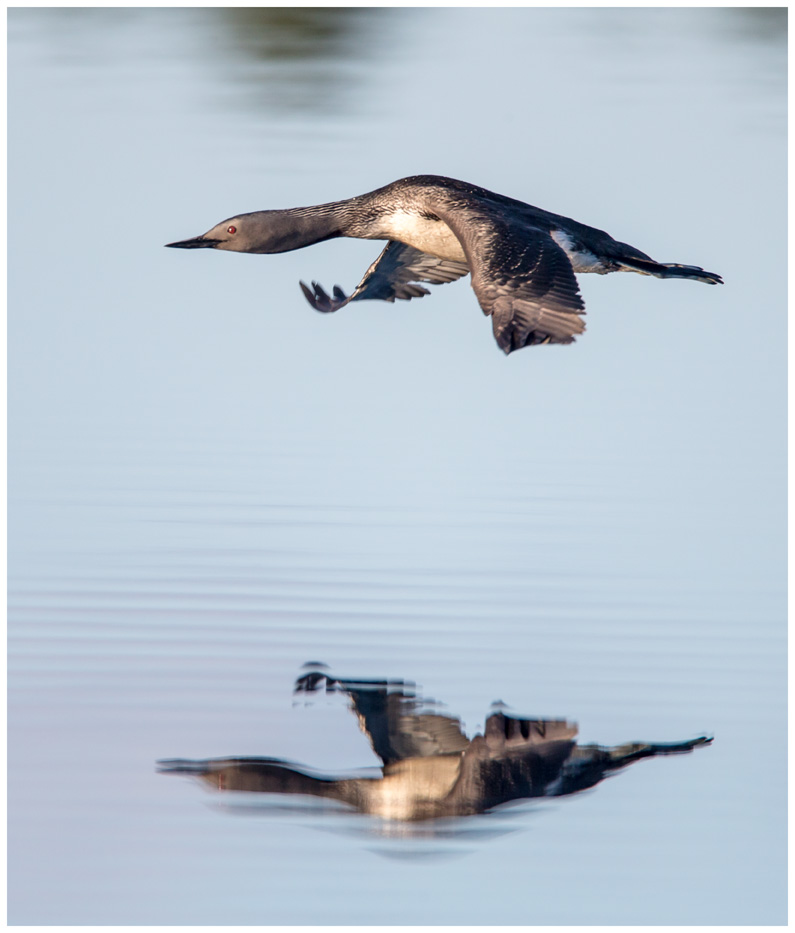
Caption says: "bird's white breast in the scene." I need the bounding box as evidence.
[375,211,467,262]
[359,756,462,821]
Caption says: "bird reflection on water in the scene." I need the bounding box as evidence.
[159,665,711,825]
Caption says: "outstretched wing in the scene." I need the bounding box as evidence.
[433,207,586,354]
[443,712,579,813]
[295,670,470,766]
[300,240,470,313]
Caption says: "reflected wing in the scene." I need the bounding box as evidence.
[295,671,470,766]
[299,240,470,313]
[433,207,586,354]
[446,713,579,813]
[483,711,579,750]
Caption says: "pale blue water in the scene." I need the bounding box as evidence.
[8,7,786,926]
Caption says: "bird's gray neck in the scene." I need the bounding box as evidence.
[246,201,359,254]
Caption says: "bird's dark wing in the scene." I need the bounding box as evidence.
[432,208,586,354]
[294,671,470,766]
[358,696,471,765]
[299,240,470,313]
[482,712,579,749]
[443,713,579,813]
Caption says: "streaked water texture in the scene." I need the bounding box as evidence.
[8,7,786,925]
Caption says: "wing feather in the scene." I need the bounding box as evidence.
[294,671,470,766]
[300,241,469,313]
[432,207,586,354]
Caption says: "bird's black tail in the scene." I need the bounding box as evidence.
[618,257,723,285]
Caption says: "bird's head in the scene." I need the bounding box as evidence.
[165,210,308,255]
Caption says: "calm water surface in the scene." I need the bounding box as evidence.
[8,8,786,925]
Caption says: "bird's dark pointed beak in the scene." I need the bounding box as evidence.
[164,235,220,249]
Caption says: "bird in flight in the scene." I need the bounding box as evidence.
[166,174,722,354]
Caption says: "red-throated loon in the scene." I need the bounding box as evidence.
[166,174,723,355]
[158,667,712,822]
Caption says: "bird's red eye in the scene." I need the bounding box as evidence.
[227,226,236,234]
